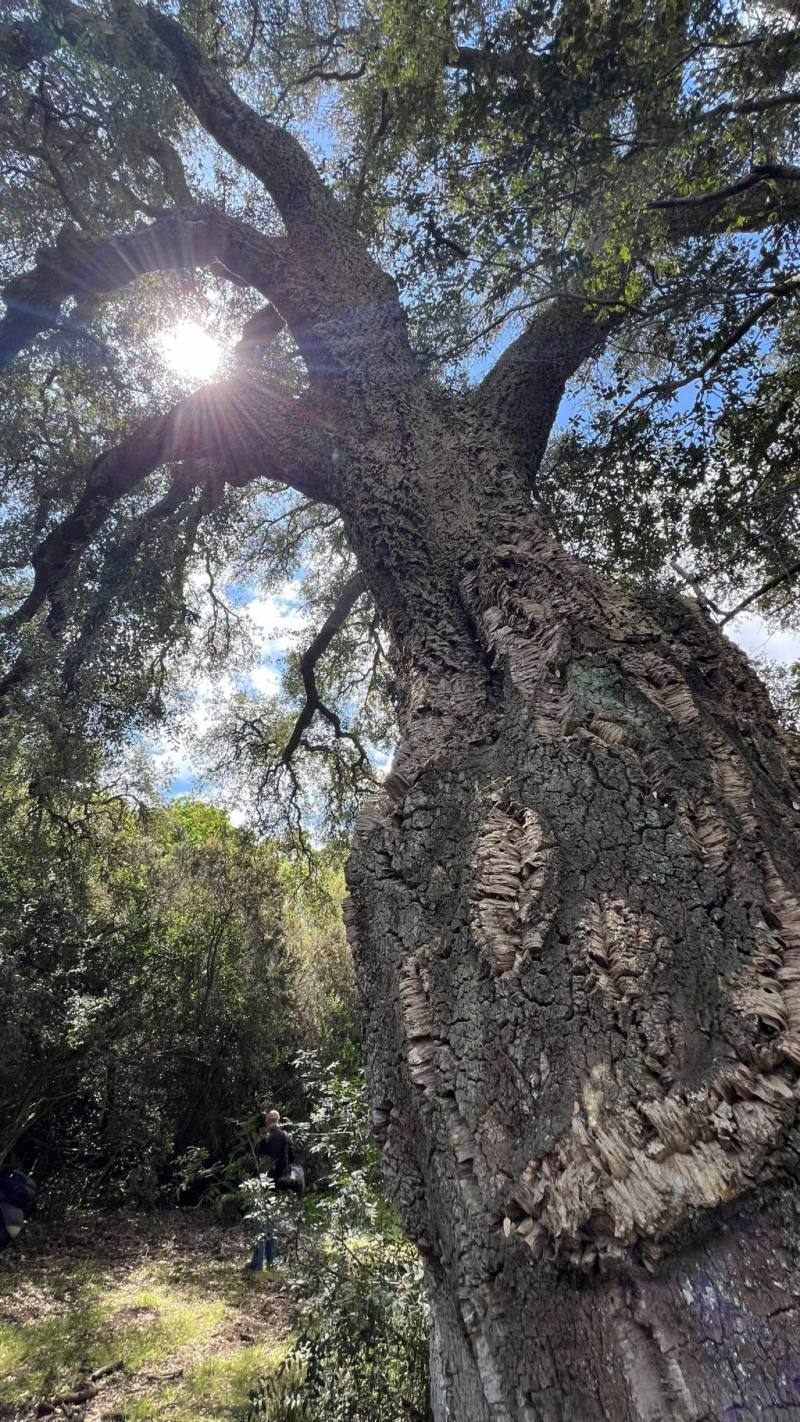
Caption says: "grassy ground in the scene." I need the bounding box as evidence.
[0,1210,292,1421]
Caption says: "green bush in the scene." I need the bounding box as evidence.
[0,784,355,1208]
[246,1059,431,1422]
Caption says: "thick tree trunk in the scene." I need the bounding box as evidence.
[343,425,800,1422]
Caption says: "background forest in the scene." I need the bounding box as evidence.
[0,777,355,1206]
[0,753,431,1421]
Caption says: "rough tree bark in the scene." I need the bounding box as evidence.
[4,8,800,1418]
[341,391,800,1422]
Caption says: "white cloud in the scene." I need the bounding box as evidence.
[243,579,309,653]
[247,663,282,697]
[726,613,800,665]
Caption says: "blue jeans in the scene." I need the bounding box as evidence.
[248,1231,278,1270]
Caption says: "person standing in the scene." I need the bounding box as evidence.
[256,1110,293,1187]
[246,1110,303,1272]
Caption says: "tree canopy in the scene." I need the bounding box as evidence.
[1,0,800,833]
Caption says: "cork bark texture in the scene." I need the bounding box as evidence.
[343,436,800,1422]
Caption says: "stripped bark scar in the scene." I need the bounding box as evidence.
[504,1065,793,1269]
[677,801,729,872]
[583,899,653,1003]
[472,802,557,973]
[631,651,699,726]
[737,856,800,1069]
[398,952,483,1200]
[506,857,800,1267]
[460,552,571,702]
[354,791,392,838]
[399,956,439,1094]
[709,736,759,833]
[341,894,360,953]
[586,714,638,751]
[532,683,575,741]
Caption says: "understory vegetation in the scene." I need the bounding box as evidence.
[0,754,429,1420]
[0,1061,430,1421]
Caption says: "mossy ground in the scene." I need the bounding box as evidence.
[0,1211,292,1421]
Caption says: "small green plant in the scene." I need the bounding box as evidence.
[246,1055,431,1422]
[247,1355,309,1420]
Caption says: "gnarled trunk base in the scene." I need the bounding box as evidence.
[426,1190,800,1421]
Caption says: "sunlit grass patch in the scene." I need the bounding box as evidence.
[178,1338,288,1415]
[90,1339,288,1421]
[0,1263,112,1405]
[0,1259,272,1412]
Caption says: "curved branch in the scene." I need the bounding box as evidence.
[698,87,800,123]
[282,573,366,764]
[476,155,800,475]
[612,273,800,425]
[17,1,344,242]
[655,164,800,239]
[0,209,291,368]
[143,132,194,208]
[2,376,337,640]
[474,296,621,479]
[651,163,800,213]
[719,558,800,626]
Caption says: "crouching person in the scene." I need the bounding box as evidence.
[0,1166,37,1253]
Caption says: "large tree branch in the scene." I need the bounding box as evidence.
[473,296,621,479]
[651,163,800,212]
[476,153,800,475]
[654,164,800,239]
[698,88,800,123]
[2,376,336,641]
[11,1,344,243]
[0,209,291,368]
[282,573,367,765]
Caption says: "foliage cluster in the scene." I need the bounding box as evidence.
[0,764,357,1208]
[243,1059,431,1422]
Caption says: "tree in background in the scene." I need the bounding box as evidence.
[0,780,355,1204]
[3,1,800,1416]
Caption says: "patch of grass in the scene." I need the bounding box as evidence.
[0,1263,111,1404]
[0,1269,226,1408]
[0,1214,291,1419]
[88,1340,288,1421]
[103,1272,228,1368]
[177,1339,288,1417]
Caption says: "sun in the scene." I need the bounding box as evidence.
[158,321,222,381]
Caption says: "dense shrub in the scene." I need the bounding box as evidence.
[0,784,356,1207]
[245,1060,431,1422]
[249,1241,430,1422]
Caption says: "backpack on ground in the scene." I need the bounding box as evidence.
[0,1166,36,1252]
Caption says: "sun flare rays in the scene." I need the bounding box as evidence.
[158,321,222,382]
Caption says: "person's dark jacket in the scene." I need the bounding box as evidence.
[256,1127,293,1180]
[0,1167,36,1252]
